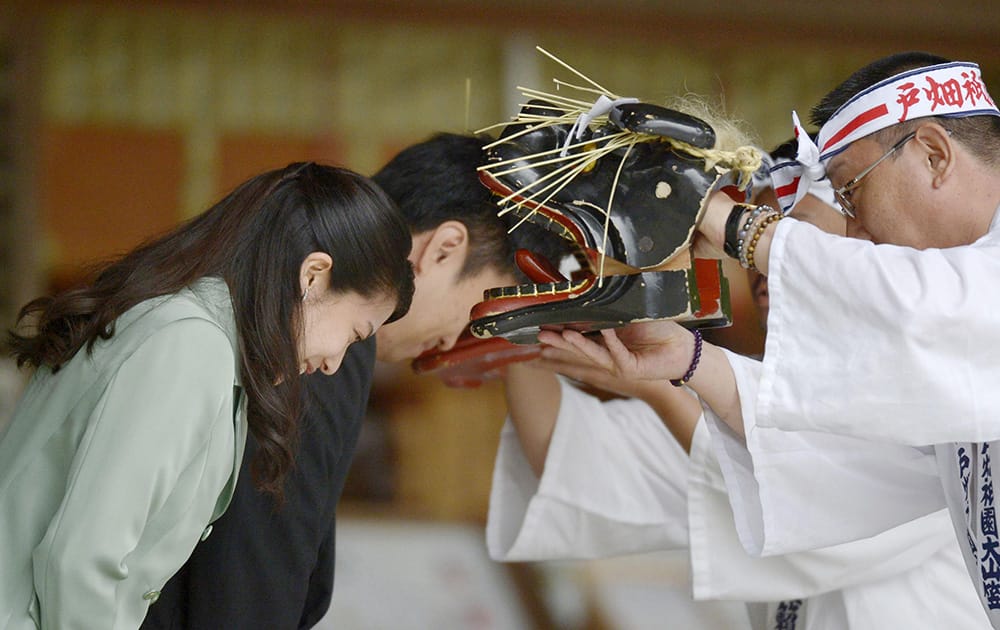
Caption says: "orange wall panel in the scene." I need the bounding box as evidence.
[39,123,184,288]
[216,133,343,198]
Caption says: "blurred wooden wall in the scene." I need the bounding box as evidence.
[1,0,997,522]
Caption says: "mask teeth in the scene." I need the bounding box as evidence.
[485,277,590,300]
[499,199,583,246]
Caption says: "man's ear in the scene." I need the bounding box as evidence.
[299,252,334,298]
[414,220,469,273]
[915,122,954,189]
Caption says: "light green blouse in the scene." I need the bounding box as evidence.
[0,277,247,629]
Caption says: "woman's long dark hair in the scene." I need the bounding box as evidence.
[7,162,414,498]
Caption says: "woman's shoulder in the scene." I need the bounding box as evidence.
[136,277,233,329]
[122,278,236,349]
[86,278,240,383]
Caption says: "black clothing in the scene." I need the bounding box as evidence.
[141,339,376,629]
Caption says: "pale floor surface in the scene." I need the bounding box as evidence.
[315,518,751,630]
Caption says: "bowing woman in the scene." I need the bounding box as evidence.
[0,162,414,630]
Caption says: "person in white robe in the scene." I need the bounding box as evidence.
[489,359,989,629]
[534,52,1000,625]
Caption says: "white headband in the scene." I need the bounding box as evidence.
[772,62,999,213]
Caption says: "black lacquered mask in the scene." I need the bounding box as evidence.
[468,96,757,344]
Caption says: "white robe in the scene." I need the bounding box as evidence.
[487,379,989,629]
[758,208,1000,445]
[708,206,1000,625]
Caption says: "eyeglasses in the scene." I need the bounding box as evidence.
[832,131,916,219]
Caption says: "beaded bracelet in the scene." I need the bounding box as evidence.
[742,211,782,271]
[736,205,779,267]
[670,328,703,387]
[737,212,762,268]
[734,205,767,264]
[741,213,776,269]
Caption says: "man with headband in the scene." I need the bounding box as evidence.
[536,51,1000,624]
[484,147,986,629]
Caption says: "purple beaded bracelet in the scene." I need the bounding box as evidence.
[670,328,703,387]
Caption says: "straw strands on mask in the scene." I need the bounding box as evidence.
[476,46,762,280]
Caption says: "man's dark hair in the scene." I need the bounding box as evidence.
[373,132,571,280]
[811,51,1000,165]
[769,136,801,162]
